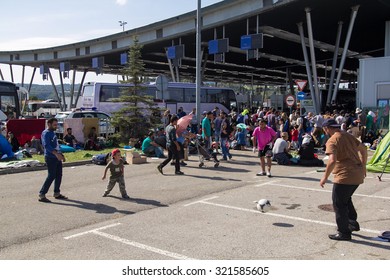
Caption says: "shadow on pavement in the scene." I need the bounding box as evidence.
[109,196,168,207]
[350,233,390,251]
[184,165,250,173]
[51,199,134,215]
[271,175,320,182]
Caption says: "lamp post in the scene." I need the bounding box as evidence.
[119,20,127,32]
[195,0,202,129]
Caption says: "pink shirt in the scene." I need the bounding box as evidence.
[253,126,276,150]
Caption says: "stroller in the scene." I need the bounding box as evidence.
[195,137,220,168]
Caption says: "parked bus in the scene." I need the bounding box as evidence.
[0,81,20,120]
[81,82,237,114]
[26,100,61,117]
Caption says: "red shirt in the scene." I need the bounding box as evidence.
[291,129,298,141]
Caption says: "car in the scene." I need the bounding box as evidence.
[54,109,115,135]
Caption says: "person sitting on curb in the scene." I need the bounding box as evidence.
[141,131,166,158]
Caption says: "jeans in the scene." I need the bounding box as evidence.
[332,183,359,235]
[39,156,63,196]
[214,131,221,142]
[298,129,305,147]
[221,137,231,159]
[191,124,198,134]
[160,144,180,172]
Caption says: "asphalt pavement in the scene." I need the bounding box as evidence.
[0,150,389,260]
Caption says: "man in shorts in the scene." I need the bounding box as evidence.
[252,119,277,177]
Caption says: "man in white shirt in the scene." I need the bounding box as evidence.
[272,132,291,165]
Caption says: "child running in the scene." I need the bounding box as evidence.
[102,148,130,199]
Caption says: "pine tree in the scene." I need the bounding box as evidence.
[111,37,161,142]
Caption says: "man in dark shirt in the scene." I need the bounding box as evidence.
[157,116,183,175]
[63,128,78,147]
[38,118,68,203]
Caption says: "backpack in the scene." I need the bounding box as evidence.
[237,114,244,124]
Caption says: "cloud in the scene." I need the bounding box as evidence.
[116,0,128,6]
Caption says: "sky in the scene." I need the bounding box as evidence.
[0,0,223,85]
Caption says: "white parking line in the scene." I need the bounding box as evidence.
[256,182,390,200]
[64,223,122,240]
[199,200,381,234]
[93,231,196,260]
[183,196,219,207]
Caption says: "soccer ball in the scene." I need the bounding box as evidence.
[255,199,271,213]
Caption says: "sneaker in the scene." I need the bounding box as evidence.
[180,161,187,166]
[170,162,175,165]
[54,194,68,200]
[267,172,272,178]
[38,196,51,203]
[122,194,130,199]
[175,171,184,175]
[157,165,163,175]
[228,155,232,160]
[256,172,266,176]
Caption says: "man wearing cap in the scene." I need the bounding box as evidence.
[320,118,367,241]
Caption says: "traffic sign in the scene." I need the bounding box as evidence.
[156,75,169,92]
[285,94,295,107]
[295,80,307,91]
[297,91,306,100]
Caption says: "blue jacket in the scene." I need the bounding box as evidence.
[41,129,59,158]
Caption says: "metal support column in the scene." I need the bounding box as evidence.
[21,65,25,87]
[297,22,318,114]
[167,50,176,82]
[305,8,320,114]
[327,21,343,106]
[28,68,36,93]
[48,69,63,111]
[287,68,294,95]
[9,65,14,83]
[74,69,88,108]
[70,67,77,108]
[385,21,390,57]
[196,0,202,126]
[331,5,360,103]
[59,69,67,110]
[201,49,208,80]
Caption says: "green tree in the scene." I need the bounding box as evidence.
[111,37,161,142]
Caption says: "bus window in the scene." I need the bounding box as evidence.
[1,95,17,118]
[100,86,122,102]
[184,88,196,102]
[167,88,184,102]
[83,85,94,97]
[207,89,218,103]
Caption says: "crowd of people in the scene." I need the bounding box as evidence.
[140,105,384,178]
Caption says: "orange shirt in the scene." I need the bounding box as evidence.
[325,131,364,185]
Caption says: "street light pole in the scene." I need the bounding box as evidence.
[196,0,202,131]
[119,20,127,32]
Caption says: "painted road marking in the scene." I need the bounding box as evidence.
[256,182,390,200]
[64,223,122,240]
[93,231,196,260]
[183,196,219,207]
[64,223,195,260]
[196,199,381,235]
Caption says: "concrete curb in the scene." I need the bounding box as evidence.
[0,160,92,176]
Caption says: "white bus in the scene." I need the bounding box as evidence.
[0,81,20,120]
[81,82,237,115]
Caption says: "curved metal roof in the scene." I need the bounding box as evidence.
[1,0,389,85]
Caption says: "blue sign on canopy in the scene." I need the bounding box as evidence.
[297,91,306,100]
